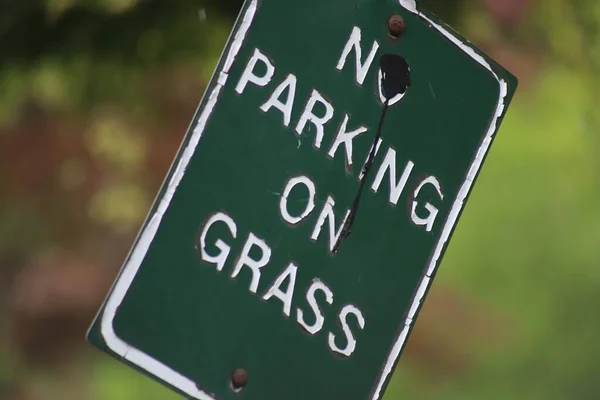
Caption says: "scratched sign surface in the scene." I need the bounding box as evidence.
[88,0,517,399]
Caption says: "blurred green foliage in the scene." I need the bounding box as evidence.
[0,0,236,246]
[388,64,600,399]
[0,0,235,124]
[0,0,599,399]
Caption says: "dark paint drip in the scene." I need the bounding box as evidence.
[380,53,411,100]
[333,54,411,253]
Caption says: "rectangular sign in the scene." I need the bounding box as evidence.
[88,0,517,399]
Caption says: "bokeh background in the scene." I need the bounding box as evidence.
[0,0,598,398]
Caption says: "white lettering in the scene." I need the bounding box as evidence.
[279,175,316,224]
[297,280,334,335]
[198,212,237,271]
[294,90,334,149]
[327,114,368,166]
[328,304,365,357]
[262,262,298,317]
[411,176,444,232]
[235,48,275,94]
[231,232,271,293]
[310,196,350,252]
[260,74,297,127]
[371,147,415,205]
[336,26,379,85]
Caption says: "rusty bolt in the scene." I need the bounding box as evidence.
[388,15,406,38]
[230,368,248,391]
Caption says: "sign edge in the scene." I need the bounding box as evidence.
[370,2,515,399]
[96,1,259,399]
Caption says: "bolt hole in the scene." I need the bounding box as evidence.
[388,15,405,39]
[230,368,247,393]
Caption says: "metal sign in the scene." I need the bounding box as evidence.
[88,0,517,399]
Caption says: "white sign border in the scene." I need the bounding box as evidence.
[98,1,510,399]
[373,2,508,398]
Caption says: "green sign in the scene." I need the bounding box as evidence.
[88,0,517,399]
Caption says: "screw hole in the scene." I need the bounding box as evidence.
[388,15,405,39]
[230,368,247,393]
